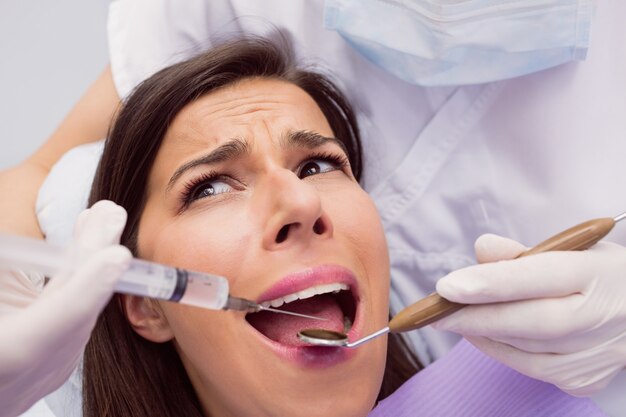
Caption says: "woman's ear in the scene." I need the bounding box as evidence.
[123,295,174,343]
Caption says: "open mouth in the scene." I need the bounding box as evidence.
[245,282,357,346]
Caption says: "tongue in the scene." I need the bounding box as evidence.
[246,294,345,346]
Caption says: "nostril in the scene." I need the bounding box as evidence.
[274,218,326,244]
[276,224,290,244]
[313,218,326,235]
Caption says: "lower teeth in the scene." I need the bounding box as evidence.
[343,315,353,333]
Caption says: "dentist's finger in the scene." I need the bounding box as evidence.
[36,245,131,327]
[432,295,595,340]
[436,251,592,304]
[485,322,625,355]
[465,335,621,396]
[72,200,127,253]
[47,200,127,290]
[475,233,526,264]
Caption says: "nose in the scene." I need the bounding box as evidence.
[260,169,333,251]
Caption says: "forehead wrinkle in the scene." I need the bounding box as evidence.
[164,98,286,153]
[218,100,292,120]
[206,84,294,118]
[173,90,288,135]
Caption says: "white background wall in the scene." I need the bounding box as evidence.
[0,0,110,169]
[1,1,109,413]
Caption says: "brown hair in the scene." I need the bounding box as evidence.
[84,35,420,417]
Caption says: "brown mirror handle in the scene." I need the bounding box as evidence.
[516,218,615,257]
[389,217,616,334]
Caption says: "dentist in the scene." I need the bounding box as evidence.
[0,201,131,417]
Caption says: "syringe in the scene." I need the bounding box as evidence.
[0,232,325,320]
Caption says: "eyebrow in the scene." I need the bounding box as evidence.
[281,130,348,155]
[166,130,348,191]
[167,138,250,191]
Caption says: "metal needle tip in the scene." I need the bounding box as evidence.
[259,305,328,321]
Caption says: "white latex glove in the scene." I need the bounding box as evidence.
[0,200,132,417]
[433,233,626,397]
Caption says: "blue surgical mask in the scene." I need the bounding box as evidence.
[324,0,593,86]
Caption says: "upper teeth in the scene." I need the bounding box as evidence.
[260,283,349,308]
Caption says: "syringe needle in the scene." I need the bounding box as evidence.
[225,296,327,321]
[258,305,328,321]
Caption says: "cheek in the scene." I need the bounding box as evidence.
[329,188,390,318]
[162,304,224,344]
[333,189,389,269]
[160,302,242,392]
[137,205,254,278]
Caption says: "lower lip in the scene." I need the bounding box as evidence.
[288,345,352,367]
[250,334,357,368]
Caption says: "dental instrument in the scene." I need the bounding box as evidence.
[0,232,325,321]
[298,212,626,348]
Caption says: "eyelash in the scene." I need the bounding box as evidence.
[302,151,349,175]
[178,151,350,210]
[179,170,228,210]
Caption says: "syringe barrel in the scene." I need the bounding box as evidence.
[0,232,230,311]
[116,259,230,310]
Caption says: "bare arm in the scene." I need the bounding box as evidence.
[0,66,120,238]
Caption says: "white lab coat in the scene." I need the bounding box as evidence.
[36,0,626,415]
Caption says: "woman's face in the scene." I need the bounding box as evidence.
[134,78,389,417]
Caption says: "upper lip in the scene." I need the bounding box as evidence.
[255,264,359,304]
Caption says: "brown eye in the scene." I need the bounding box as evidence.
[298,159,337,179]
[190,179,233,201]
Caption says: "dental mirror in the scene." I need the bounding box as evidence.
[298,327,391,348]
[298,213,626,348]
[298,290,456,348]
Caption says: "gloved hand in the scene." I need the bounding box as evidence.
[0,200,131,417]
[433,233,626,397]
